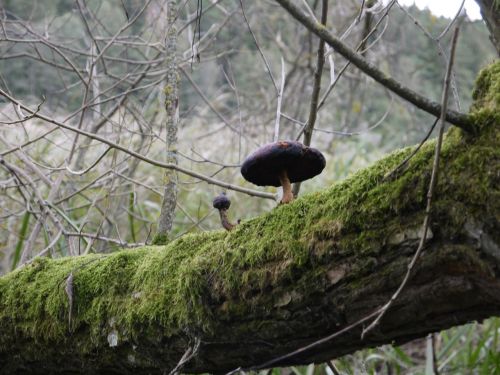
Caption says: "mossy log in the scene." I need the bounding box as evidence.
[1,64,499,374]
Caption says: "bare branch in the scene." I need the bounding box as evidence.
[273,0,474,133]
[273,57,286,142]
[0,89,275,200]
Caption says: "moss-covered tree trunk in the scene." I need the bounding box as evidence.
[0,64,499,374]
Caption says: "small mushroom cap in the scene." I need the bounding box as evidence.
[241,141,326,187]
[213,192,231,210]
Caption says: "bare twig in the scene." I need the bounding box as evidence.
[0,96,45,124]
[0,126,59,157]
[396,1,464,110]
[225,309,380,374]
[65,232,143,248]
[273,0,473,133]
[0,88,276,200]
[428,333,440,375]
[66,147,112,176]
[301,0,327,146]
[293,0,328,197]
[273,57,286,142]
[327,361,341,375]
[361,22,462,339]
[167,337,201,375]
[24,229,63,263]
[180,66,256,145]
[238,0,278,93]
[312,0,396,128]
[384,117,440,180]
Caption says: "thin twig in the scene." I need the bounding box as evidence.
[225,309,380,374]
[0,96,45,124]
[273,57,286,142]
[384,117,439,180]
[180,66,256,145]
[361,21,462,339]
[0,126,59,157]
[274,0,473,132]
[24,229,63,264]
[431,333,440,375]
[436,0,465,40]
[293,0,327,197]
[167,337,201,375]
[304,0,396,135]
[302,0,328,146]
[396,2,464,111]
[327,361,341,375]
[65,232,142,248]
[357,0,367,22]
[66,147,112,175]
[238,0,279,93]
[0,88,276,200]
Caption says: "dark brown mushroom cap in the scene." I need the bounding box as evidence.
[213,193,231,210]
[241,141,326,187]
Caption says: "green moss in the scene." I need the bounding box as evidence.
[472,61,500,107]
[470,61,500,132]
[0,63,498,359]
[151,233,169,245]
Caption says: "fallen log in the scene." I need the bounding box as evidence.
[0,63,499,374]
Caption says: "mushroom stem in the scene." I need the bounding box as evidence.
[218,209,235,231]
[279,170,294,203]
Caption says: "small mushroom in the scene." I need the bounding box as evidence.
[241,141,325,204]
[212,192,236,231]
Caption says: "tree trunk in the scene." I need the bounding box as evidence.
[475,0,500,56]
[0,64,498,374]
[155,0,179,244]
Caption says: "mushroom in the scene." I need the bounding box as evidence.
[241,141,326,204]
[212,192,236,231]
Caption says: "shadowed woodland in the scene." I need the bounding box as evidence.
[0,0,499,374]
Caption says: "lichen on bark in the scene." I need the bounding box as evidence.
[156,0,180,243]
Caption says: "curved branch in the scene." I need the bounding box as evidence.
[273,0,475,133]
[0,89,275,201]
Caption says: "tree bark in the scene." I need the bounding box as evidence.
[155,0,179,244]
[0,64,498,374]
[475,0,500,56]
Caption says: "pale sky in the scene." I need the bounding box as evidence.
[397,0,482,20]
